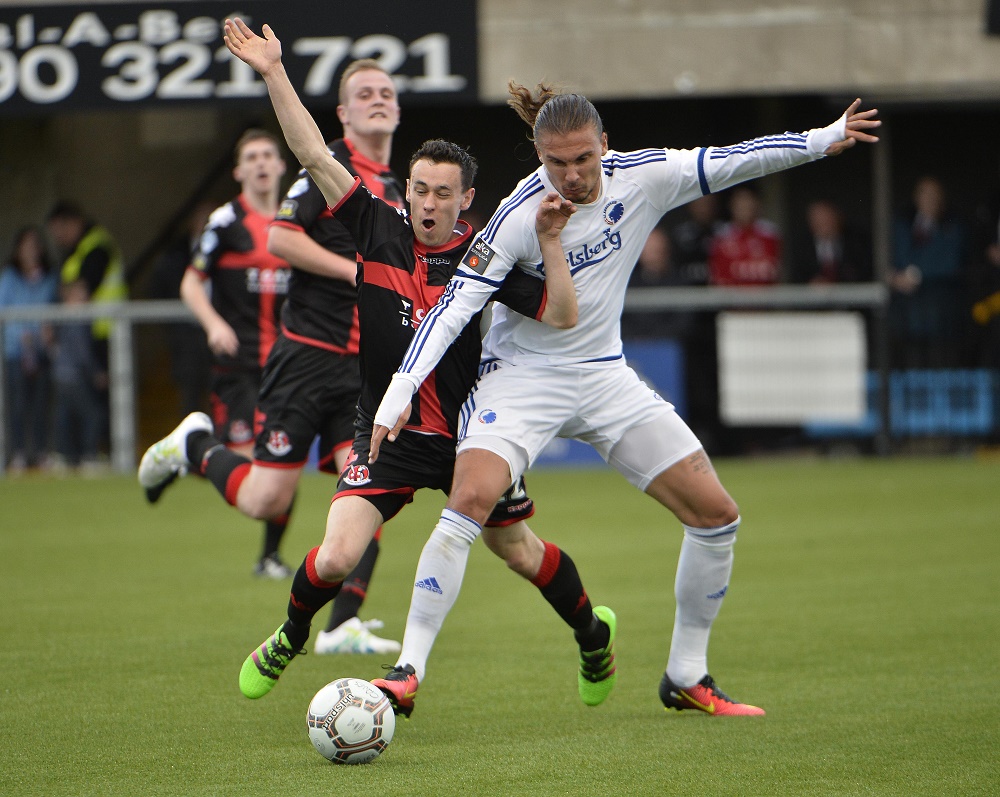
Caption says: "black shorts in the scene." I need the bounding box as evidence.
[253,335,362,472]
[334,416,535,528]
[209,368,259,447]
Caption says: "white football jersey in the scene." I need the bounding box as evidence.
[396,115,846,384]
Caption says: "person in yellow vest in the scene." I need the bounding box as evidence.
[47,201,127,338]
[47,201,127,457]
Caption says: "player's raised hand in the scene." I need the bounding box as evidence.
[536,192,577,240]
[824,99,880,156]
[223,18,281,76]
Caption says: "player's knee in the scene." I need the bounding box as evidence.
[709,496,740,527]
[686,498,739,531]
[313,544,355,582]
[238,483,294,519]
[447,482,499,525]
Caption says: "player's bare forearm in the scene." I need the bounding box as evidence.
[268,226,358,283]
[224,19,356,207]
[536,192,578,329]
[180,270,238,355]
[538,236,577,328]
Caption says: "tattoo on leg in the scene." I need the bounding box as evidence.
[688,450,714,475]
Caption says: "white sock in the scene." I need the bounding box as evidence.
[396,508,481,683]
[666,517,739,687]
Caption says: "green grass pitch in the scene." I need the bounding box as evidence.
[2,457,998,796]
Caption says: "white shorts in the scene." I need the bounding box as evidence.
[457,359,702,490]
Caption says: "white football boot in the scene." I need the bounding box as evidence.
[138,411,213,503]
[313,617,402,655]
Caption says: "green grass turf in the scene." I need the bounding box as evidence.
[2,457,998,796]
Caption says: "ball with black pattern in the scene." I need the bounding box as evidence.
[306,677,396,764]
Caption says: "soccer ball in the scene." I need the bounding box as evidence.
[306,678,396,765]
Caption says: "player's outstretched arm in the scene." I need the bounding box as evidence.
[823,99,880,156]
[536,192,578,329]
[223,18,356,207]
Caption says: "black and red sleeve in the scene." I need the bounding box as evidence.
[490,266,547,320]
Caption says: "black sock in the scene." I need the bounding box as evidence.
[325,536,379,632]
[199,447,251,504]
[186,429,248,503]
[185,429,216,465]
[284,547,342,646]
[574,613,610,653]
[262,493,296,560]
[532,542,603,645]
[281,619,311,651]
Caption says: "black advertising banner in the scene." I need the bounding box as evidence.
[989,0,1000,34]
[0,2,477,116]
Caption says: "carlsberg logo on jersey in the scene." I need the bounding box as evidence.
[566,229,622,269]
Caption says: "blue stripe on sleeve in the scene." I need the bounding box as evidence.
[697,148,709,195]
[483,177,545,242]
[400,280,459,373]
[710,133,808,158]
[602,149,668,174]
[454,269,505,288]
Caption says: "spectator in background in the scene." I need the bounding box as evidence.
[670,193,722,287]
[630,225,674,289]
[665,193,725,449]
[623,225,679,339]
[0,226,58,473]
[46,201,127,454]
[890,175,968,367]
[147,201,215,416]
[792,199,872,284]
[971,202,1000,369]
[50,280,103,473]
[624,225,689,339]
[708,186,782,286]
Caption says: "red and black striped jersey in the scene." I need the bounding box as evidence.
[332,178,549,438]
[271,138,405,353]
[189,194,290,371]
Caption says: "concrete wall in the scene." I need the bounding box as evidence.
[479,0,1000,101]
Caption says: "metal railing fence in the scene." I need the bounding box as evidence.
[0,284,891,475]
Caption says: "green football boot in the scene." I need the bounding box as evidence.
[239,624,304,699]
[578,605,617,706]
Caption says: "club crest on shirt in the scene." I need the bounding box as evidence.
[603,200,625,225]
[478,409,497,424]
[462,237,494,274]
[265,429,292,457]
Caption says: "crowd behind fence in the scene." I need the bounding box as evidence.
[1,283,934,476]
